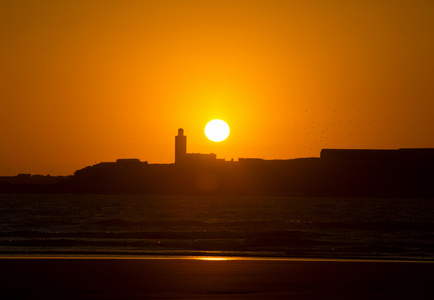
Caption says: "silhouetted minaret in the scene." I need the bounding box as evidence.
[175,128,186,164]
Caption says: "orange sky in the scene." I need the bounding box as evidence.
[1,0,434,176]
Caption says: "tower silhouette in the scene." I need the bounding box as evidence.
[175,128,186,164]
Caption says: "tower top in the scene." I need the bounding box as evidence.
[178,128,184,136]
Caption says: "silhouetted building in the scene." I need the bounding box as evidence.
[320,148,434,163]
[184,153,217,165]
[320,149,399,162]
[116,158,146,165]
[175,128,219,166]
[175,128,186,164]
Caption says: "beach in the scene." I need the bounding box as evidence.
[1,257,433,299]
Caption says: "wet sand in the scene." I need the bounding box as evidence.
[0,258,433,299]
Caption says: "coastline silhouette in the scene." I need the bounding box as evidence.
[1,129,433,197]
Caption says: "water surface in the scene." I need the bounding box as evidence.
[1,194,433,260]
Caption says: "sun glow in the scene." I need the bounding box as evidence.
[205,119,230,142]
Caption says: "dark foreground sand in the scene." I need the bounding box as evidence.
[0,258,433,299]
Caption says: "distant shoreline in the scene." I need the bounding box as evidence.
[2,148,434,197]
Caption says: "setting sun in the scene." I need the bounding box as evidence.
[205,120,230,142]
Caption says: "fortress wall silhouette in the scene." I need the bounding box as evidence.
[321,148,434,163]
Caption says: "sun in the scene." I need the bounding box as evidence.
[205,119,230,142]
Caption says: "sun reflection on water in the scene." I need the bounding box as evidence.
[197,257,231,261]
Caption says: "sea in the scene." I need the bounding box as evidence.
[1,194,433,261]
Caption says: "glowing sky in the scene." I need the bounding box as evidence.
[1,0,433,175]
